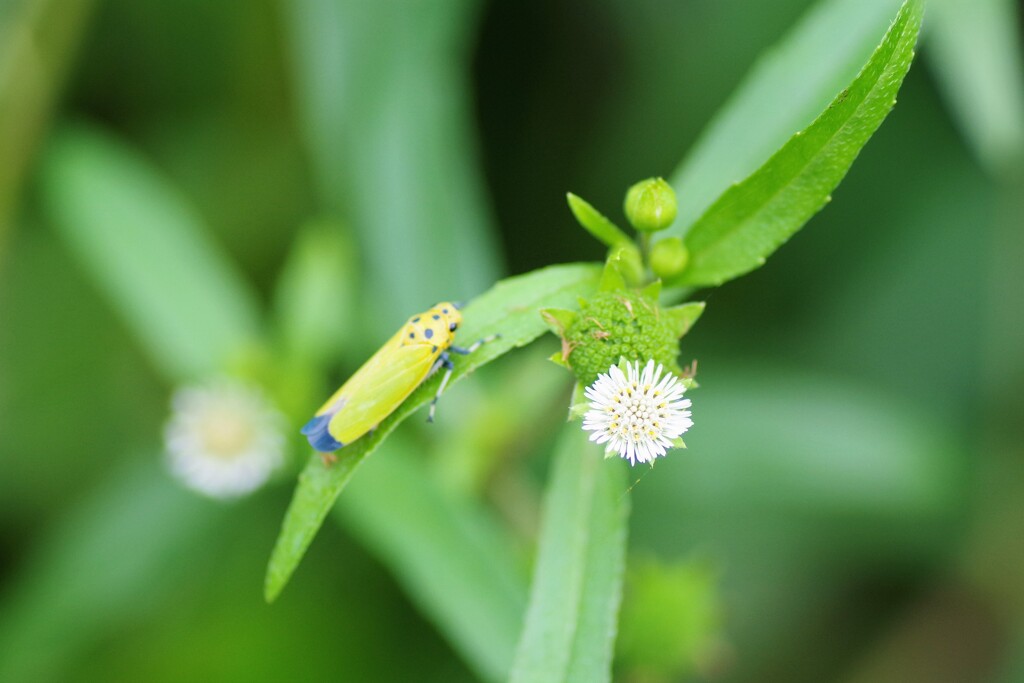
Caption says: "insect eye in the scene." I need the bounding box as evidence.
[449,322,458,332]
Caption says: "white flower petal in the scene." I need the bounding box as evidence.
[164,380,285,499]
[580,359,693,467]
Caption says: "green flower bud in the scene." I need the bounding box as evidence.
[649,237,689,279]
[564,290,682,386]
[624,177,677,233]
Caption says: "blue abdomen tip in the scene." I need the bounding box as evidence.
[301,414,344,452]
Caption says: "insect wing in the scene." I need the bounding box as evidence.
[312,327,403,417]
[326,341,437,445]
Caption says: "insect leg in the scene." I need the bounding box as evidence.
[427,354,455,423]
[449,333,500,356]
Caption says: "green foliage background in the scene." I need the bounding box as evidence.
[1,0,1022,681]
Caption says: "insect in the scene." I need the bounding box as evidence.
[301,301,495,462]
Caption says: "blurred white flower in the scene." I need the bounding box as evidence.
[582,359,692,466]
[164,380,285,498]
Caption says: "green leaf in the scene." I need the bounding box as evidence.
[664,301,705,339]
[39,123,263,381]
[598,242,644,291]
[927,0,1024,173]
[433,345,573,492]
[509,426,630,683]
[566,193,631,247]
[335,441,527,683]
[0,461,226,682]
[639,279,662,300]
[668,0,905,232]
[264,263,602,602]
[673,0,923,287]
[284,0,502,325]
[272,218,357,368]
[598,255,628,292]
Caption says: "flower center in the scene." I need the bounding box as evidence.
[611,388,665,439]
[198,409,255,459]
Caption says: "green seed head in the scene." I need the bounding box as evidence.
[623,177,678,233]
[566,290,682,386]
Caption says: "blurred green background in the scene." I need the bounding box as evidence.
[1,0,1022,681]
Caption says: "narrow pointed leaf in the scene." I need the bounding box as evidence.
[284,0,501,322]
[673,0,923,287]
[40,124,262,380]
[668,0,905,231]
[566,193,631,247]
[272,219,358,368]
[927,0,1024,172]
[265,263,601,602]
[639,280,662,301]
[509,427,630,683]
[605,241,645,287]
[598,255,629,292]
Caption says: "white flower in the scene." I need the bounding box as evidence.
[582,360,692,466]
[164,380,285,499]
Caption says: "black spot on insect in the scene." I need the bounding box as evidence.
[432,314,440,320]
[449,322,457,331]
[424,328,434,339]
[412,317,420,322]
[432,345,438,353]
[442,308,448,314]
[409,332,415,339]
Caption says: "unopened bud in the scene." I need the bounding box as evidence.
[624,177,677,233]
[649,237,689,279]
